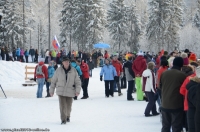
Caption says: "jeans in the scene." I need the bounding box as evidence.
[89,69,92,77]
[31,55,34,62]
[144,91,157,115]
[36,78,45,98]
[45,57,49,64]
[25,56,28,63]
[127,80,134,100]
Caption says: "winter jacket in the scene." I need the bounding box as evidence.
[29,48,35,56]
[20,50,24,56]
[80,62,89,79]
[160,67,187,111]
[186,78,200,132]
[156,55,161,69]
[180,73,196,111]
[142,69,156,93]
[156,66,168,87]
[49,66,82,97]
[24,50,29,56]
[71,62,82,76]
[16,48,20,56]
[92,52,98,59]
[112,60,123,76]
[100,64,117,81]
[34,61,48,80]
[132,56,147,77]
[48,66,55,78]
[104,52,109,59]
[124,60,135,81]
[87,61,94,70]
[51,50,56,57]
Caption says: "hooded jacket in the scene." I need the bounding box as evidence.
[123,60,135,81]
[80,62,89,79]
[100,64,117,81]
[16,48,20,56]
[132,56,147,77]
[112,60,123,76]
[71,62,82,76]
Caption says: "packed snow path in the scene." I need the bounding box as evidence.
[0,61,161,132]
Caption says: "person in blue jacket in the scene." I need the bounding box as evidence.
[24,49,29,63]
[46,61,55,97]
[16,48,20,61]
[100,58,117,98]
[71,59,82,100]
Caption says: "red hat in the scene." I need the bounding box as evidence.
[189,53,197,62]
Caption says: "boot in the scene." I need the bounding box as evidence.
[118,93,123,96]
[67,117,70,122]
[61,120,66,124]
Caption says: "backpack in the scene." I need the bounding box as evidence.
[36,65,44,76]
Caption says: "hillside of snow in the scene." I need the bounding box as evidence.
[0,61,161,132]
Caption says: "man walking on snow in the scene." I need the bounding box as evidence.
[132,51,147,101]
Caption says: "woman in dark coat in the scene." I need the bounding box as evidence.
[35,49,38,63]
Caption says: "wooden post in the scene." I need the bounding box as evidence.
[25,65,27,80]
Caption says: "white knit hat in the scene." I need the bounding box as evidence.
[137,50,144,56]
[196,66,200,78]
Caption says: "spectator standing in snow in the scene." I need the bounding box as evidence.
[45,49,49,64]
[29,46,35,62]
[12,47,16,61]
[24,49,29,63]
[87,58,94,77]
[5,46,9,61]
[45,61,55,97]
[160,57,187,132]
[16,48,20,61]
[71,59,82,100]
[20,48,24,62]
[50,56,81,124]
[34,61,48,98]
[35,49,39,63]
[186,67,200,132]
[132,50,147,101]
[80,60,90,99]
[142,62,159,117]
[92,50,98,68]
[100,59,117,98]
[124,56,135,101]
[1,46,5,60]
[112,55,123,96]
[51,50,56,61]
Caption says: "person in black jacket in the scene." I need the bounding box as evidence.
[124,56,135,101]
[92,51,98,68]
[12,47,16,61]
[1,46,5,60]
[87,58,94,77]
[186,67,200,132]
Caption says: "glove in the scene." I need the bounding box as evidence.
[100,76,103,81]
[114,76,118,82]
[34,78,36,82]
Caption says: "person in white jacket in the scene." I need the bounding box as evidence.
[142,62,159,117]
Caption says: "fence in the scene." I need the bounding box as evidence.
[25,65,35,80]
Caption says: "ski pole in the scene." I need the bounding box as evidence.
[0,85,7,98]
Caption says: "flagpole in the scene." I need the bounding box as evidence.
[48,0,51,50]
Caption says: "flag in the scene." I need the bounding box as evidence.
[52,36,60,50]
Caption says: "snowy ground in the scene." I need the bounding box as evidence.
[0,61,161,132]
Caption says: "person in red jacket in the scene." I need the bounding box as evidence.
[80,60,90,99]
[112,55,123,96]
[34,61,48,98]
[132,50,147,101]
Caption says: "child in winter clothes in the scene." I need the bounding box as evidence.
[87,58,94,77]
[142,62,159,117]
[46,61,55,97]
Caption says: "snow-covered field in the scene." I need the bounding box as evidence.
[0,61,161,132]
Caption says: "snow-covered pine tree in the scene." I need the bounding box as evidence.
[126,2,141,53]
[193,0,200,31]
[86,0,106,50]
[0,0,6,46]
[60,0,78,50]
[2,0,24,49]
[146,0,169,51]
[164,0,184,51]
[107,0,128,53]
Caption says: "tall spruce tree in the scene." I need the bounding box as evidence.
[194,0,200,31]
[107,0,128,53]
[126,3,141,52]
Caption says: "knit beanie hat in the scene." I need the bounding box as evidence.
[189,53,197,62]
[137,50,144,56]
[173,57,184,68]
[181,52,189,66]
